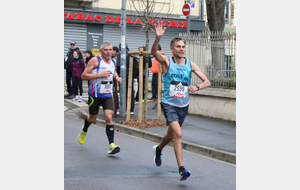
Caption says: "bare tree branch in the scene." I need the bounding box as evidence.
[126,0,174,122]
[128,0,173,27]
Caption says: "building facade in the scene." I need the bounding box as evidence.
[64,0,206,58]
[224,0,236,27]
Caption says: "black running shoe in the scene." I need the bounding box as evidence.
[153,145,162,166]
[179,169,191,181]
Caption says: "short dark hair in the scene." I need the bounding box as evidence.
[138,46,146,51]
[113,46,119,52]
[170,37,185,48]
[158,44,161,50]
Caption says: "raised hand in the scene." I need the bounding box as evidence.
[155,21,166,38]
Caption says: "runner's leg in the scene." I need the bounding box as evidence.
[169,121,183,167]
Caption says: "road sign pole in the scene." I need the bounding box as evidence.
[187,0,190,33]
[182,2,191,33]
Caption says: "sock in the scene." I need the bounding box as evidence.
[106,125,114,144]
[83,118,91,132]
[179,166,186,174]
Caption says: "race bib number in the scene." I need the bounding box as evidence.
[169,81,188,98]
[100,81,113,94]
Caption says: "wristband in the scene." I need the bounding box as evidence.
[196,85,200,91]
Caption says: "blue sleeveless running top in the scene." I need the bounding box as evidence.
[88,56,115,98]
[162,57,192,107]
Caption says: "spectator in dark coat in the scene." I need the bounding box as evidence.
[64,41,80,99]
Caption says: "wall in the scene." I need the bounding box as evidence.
[146,82,236,121]
[188,88,236,121]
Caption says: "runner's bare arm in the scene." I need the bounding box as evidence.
[188,61,211,93]
[151,21,169,74]
[151,42,167,65]
[81,57,110,80]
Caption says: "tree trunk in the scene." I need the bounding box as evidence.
[210,31,225,76]
[206,0,226,74]
[206,0,226,31]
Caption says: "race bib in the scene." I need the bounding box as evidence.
[100,81,113,94]
[169,81,188,98]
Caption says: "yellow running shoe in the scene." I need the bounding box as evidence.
[108,143,120,154]
[78,126,87,144]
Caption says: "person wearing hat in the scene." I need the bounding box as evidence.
[84,50,94,88]
[64,41,80,99]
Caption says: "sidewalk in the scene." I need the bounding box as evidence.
[64,87,236,164]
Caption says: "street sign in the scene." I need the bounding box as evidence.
[190,1,195,8]
[182,3,191,17]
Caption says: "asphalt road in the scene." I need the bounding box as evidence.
[64,115,236,190]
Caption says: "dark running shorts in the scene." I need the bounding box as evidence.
[160,102,189,127]
[88,96,114,115]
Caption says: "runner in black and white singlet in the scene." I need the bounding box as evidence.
[78,42,123,155]
[151,21,211,181]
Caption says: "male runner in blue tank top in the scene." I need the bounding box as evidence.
[78,42,123,155]
[151,21,211,181]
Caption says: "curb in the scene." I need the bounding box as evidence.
[78,109,236,164]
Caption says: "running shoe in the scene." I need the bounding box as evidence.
[153,145,162,166]
[108,143,120,154]
[72,96,78,101]
[78,97,82,102]
[179,169,191,181]
[78,126,87,144]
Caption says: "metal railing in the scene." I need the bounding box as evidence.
[180,31,236,89]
